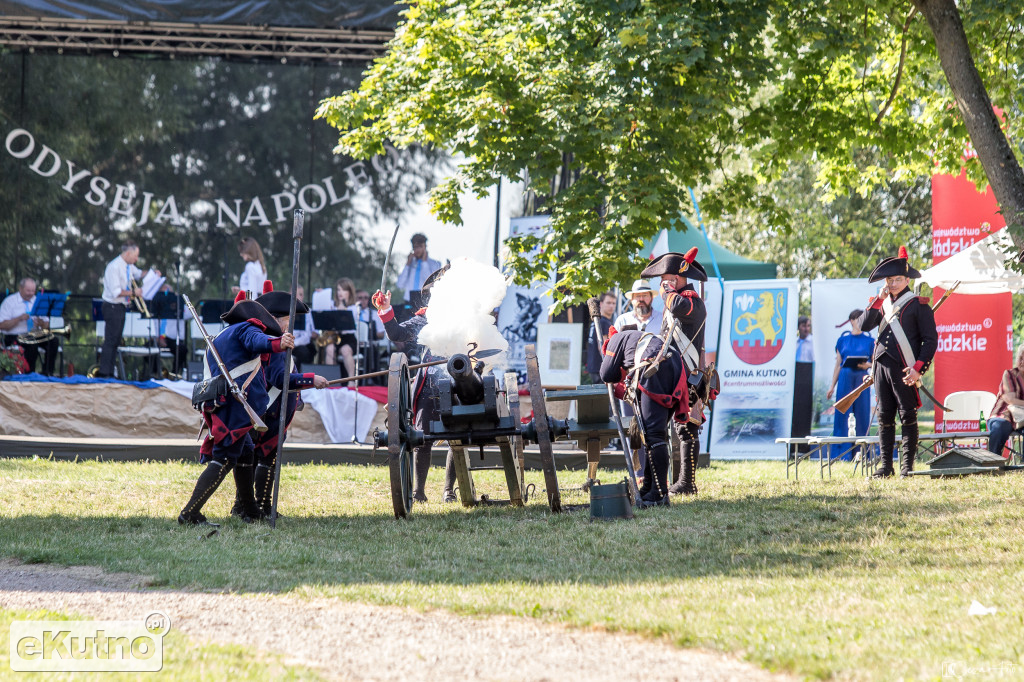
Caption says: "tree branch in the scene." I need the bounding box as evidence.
[875,7,918,125]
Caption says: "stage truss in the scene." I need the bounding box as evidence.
[0,15,393,63]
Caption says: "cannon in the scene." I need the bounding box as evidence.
[377,344,640,518]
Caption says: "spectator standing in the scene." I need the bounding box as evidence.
[825,310,874,461]
[613,280,663,333]
[791,314,815,445]
[396,233,443,303]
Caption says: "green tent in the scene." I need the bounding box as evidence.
[649,214,778,280]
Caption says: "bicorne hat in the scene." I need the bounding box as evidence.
[221,289,284,336]
[418,262,451,304]
[868,246,921,283]
[255,280,310,317]
[640,247,708,282]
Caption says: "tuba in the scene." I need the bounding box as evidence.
[17,325,71,345]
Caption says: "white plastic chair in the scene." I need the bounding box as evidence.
[944,390,997,424]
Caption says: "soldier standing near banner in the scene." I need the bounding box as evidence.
[641,247,709,496]
[373,265,456,503]
[229,282,329,518]
[178,291,294,526]
[857,246,937,478]
[599,327,689,507]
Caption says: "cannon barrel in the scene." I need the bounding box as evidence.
[446,353,485,405]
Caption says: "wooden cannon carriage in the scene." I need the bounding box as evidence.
[374,343,635,518]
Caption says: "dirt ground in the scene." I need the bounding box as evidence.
[1,559,793,681]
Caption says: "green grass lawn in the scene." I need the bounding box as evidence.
[2,457,1023,681]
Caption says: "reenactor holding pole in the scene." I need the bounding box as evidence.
[641,248,710,496]
[178,291,294,527]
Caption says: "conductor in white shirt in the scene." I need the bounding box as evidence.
[0,277,58,375]
[98,241,153,378]
[395,233,443,303]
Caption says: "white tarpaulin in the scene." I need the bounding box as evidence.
[919,230,1024,294]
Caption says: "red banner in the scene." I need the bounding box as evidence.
[931,170,1011,432]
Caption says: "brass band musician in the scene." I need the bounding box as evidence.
[0,277,58,376]
[97,240,158,379]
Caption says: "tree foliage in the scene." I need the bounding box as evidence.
[317,0,1024,304]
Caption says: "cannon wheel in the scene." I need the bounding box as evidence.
[525,344,561,512]
[387,353,415,519]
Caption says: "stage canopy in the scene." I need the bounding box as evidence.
[648,214,778,280]
[919,230,1024,295]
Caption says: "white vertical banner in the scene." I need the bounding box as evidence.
[499,216,554,383]
[810,279,879,429]
[709,279,799,459]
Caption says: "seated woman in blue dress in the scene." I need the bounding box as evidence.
[825,309,875,461]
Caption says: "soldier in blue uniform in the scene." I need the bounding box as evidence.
[178,291,294,526]
[641,248,709,496]
[826,309,875,461]
[600,327,690,507]
[372,265,457,503]
[229,282,329,518]
[858,246,938,478]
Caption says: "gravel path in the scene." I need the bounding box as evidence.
[1,559,792,681]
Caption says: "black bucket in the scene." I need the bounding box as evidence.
[589,479,634,521]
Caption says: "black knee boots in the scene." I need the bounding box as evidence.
[254,457,276,516]
[231,458,263,522]
[669,439,698,495]
[900,420,918,477]
[640,443,670,507]
[179,461,232,526]
[873,421,896,478]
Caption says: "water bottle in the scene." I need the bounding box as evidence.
[979,409,987,431]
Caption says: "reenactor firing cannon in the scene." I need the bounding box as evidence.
[375,344,632,518]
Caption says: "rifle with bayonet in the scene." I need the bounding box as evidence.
[184,295,268,432]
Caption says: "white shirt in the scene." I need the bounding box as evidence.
[796,335,814,363]
[396,256,443,302]
[294,312,314,346]
[239,261,267,298]
[0,292,34,335]
[353,305,385,340]
[102,255,143,305]
[614,307,663,334]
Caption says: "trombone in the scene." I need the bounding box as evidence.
[130,276,151,317]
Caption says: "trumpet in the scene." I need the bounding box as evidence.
[17,325,71,345]
[130,277,151,317]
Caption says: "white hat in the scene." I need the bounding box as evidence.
[624,279,654,298]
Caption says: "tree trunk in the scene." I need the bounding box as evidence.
[913,0,1024,247]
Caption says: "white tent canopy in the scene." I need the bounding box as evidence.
[919,230,1024,295]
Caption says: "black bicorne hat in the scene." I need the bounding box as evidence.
[868,246,922,283]
[640,247,708,282]
[221,290,284,336]
[255,280,310,317]
[419,262,451,304]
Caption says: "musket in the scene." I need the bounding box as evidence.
[183,294,268,432]
[833,281,960,414]
[587,297,641,505]
[323,347,503,387]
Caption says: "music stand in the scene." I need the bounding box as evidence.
[149,292,183,320]
[30,292,66,319]
[200,299,233,324]
[311,310,356,334]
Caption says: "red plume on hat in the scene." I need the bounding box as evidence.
[898,245,909,259]
[684,247,698,264]
[263,280,274,294]
[233,290,246,304]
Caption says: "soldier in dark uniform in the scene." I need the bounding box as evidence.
[858,246,937,478]
[600,328,690,507]
[640,248,708,496]
[372,265,457,503]
[229,282,329,518]
[179,291,294,526]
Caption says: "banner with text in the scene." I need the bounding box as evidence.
[931,170,1011,432]
[709,279,799,459]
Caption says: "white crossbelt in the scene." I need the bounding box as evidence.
[879,290,918,368]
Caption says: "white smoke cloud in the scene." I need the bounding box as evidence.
[418,258,509,369]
